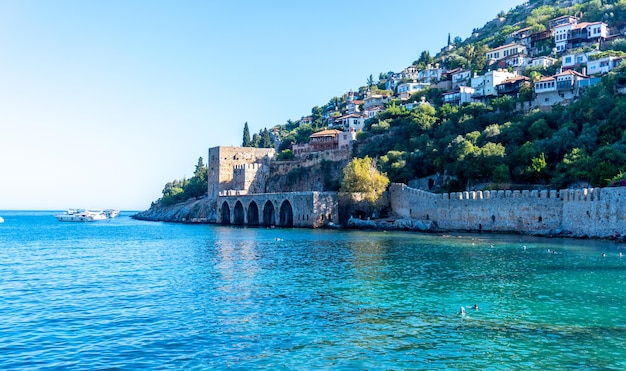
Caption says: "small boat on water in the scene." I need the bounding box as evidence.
[104,209,120,218]
[55,209,109,222]
[0,216,4,223]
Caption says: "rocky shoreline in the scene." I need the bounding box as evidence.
[131,197,215,223]
[132,200,625,243]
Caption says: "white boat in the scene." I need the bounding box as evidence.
[0,216,4,223]
[104,209,120,218]
[55,209,108,222]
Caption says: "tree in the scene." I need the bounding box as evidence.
[260,128,272,148]
[194,157,205,175]
[242,122,251,147]
[311,106,323,128]
[184,157,208,199]
[276,149,295,160]
[340,156,389,204]
[367,74,374,89]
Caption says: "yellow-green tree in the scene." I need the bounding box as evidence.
[340,156,389,203]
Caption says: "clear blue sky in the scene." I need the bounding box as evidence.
[0,0,525,211]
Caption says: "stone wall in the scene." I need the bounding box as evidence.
[208,146,275,200]
[217,191,338,228]
[561,187,626,237]
[232,163,270,194]
[389,183,626,238]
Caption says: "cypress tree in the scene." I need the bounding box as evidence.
[242,122,251,147]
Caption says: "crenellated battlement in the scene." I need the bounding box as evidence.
[233,163,264,171]
[389,183,625,238]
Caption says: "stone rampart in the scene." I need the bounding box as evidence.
[389,183,626,238]
[561,187,626,237]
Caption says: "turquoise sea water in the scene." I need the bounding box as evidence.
[1,211,625,370]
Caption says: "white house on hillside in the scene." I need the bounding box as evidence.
[587,56,624,75]
[386,66,420,91]
[561,51,596,69]
[396,81,429,100]
[533,69,588,107]
[443,86,475,106]
[418,64,444,83]
[554,18,608,53]
[363,105,384,119]
[486,43,528,64]
[531,56,558,69]
[506,27,532,48]
[346,100,363,114]
[333,114,365,132]
[363,94,389,109]
[451,69,472,89]
[549,15,579,30]
[471,70,517,102]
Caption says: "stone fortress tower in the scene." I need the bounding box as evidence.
[207,146,275,201]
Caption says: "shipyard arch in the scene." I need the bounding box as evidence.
[262,201,275,226]
[221,202,231,224]
[233,201,245,225]
[279,200,293,227]
[247,201,259,226]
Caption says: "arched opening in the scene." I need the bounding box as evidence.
[262,201,275,226]
[279,200,293,227]
[247,201,259,226]
[354,209,367,219]
[233,201,245,225]
[221,202,231,224]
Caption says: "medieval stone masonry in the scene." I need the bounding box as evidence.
[389,183,626,238]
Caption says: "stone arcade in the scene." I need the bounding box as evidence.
[208,146,339,228]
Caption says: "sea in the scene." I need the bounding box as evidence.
[1,210,626,370]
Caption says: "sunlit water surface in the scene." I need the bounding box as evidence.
[1,211,625,369]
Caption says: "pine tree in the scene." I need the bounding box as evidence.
[242,122,251,147]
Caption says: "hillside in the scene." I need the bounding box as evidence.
[150,0,626,210]
[267,0,626,193]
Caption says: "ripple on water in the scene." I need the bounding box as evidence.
[1,216,626,369]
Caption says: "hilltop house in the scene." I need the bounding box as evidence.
[451,69,472,89]
[497,53,532,71]
[299,116,312,126]
[549,15,579,30]
[553,15,608,53]
[385,66,420,91]
[442,86,475,106]
[292,129,355,156]
[533,69,589,107]
[506,27,532,48]
[587,55,624,75]
[363,105,385,119]
[333,113,365,132]
[396,81,429,100]
[486,43,528,65]
[561,50,595,70]
[363,94,390,110]
[530,56,558,69]
[471,70,518,103]
[496,76,530,98]
[346,100,363,114]
[418,64,444,83]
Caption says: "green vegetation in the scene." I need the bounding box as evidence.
[158,157,208,206]
[242,122,251,147]
[340,156,390,203]
[241,122,273,148]
[356,69,626,191]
